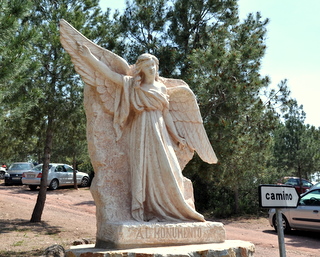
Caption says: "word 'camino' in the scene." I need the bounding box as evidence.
[265,191,293,201]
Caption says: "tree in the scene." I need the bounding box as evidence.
[0,0,39,163]
[17,0,121,222]
[273,100,319,184]
[119,0,171,64]
[184,10,281,215]
[119,0,239,78]
[167,0,239,77]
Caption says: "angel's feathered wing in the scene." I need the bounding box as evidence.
[59,19,130,114]
[60,20,133,220]
[161,77,218,170]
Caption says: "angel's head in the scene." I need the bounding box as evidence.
[133,53,159,87]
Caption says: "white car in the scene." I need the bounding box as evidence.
[0,166,7,179]
[268,188,320,233]
[22,163,90,190]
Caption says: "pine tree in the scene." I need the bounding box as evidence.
[119,0,170,63]
[184,10,278,214]
[10,0,121,222]
[0,0,39,162]
[273,100,319,183]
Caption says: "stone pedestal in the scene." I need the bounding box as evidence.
[66,240,255,257]
[95,221,225,249]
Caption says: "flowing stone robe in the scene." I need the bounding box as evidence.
[116,76,205,222]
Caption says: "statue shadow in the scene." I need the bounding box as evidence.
[74,200,95,206]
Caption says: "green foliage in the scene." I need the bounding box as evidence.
[0,0,123,221]
[0,0,40,162]
[0,0,120,164]
[119,0,171,63]
[273,99,320,180]
[165,1,276,215]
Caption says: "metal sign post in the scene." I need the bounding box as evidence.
[259,185,300,257]
[276,208,286,257]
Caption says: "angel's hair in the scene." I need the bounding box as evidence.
[133,53,159,88]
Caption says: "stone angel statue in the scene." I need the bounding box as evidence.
[60,19,217,223]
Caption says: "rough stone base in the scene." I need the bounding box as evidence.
[95,221,225,249]
[66,240,255,257]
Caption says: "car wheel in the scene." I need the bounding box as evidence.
[80,177,90,187]
[273,214,291,233]
[29,185,38,191]
[0,171,5,179]
[49,179,59,190]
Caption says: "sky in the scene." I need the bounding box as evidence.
[99,0,320,127]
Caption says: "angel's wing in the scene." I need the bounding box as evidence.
[60,20,132,192]
[164,78,218,169]
[59,19,130,114]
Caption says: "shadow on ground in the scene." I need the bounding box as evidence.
[0,218,62,235]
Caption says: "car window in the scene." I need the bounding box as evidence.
[32,164,52,172]
[64,165,74,172]
[9,163,32,170]
[55,165,66,172]
[301,179,311,187]
[300,189,320,206]
[285,178,298,186]
[32,165,43,171]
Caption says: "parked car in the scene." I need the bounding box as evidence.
[22,163,90,190]
[268,188,320,233]
[4,162,34,185]
[281,177,313,194]
[0,164,7,179]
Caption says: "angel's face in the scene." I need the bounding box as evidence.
[141,59,157,80]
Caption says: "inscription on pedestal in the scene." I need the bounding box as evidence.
[136,227,202,239]
[99,221,226,248]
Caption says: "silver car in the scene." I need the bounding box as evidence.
[4,162,34,185]
[22,163,90,190]
[268,188,320,233]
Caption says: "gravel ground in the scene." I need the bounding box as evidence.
[1,183,320,257]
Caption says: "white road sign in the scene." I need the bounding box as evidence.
[259,185,300,208]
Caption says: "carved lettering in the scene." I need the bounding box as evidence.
[154,227,160,238]
[145,227,151,238]
[136,227,202,239]
[136,228,144,239]
[165,227,172,238]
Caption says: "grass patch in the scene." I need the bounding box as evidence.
[12,240,24,247]
[0,249,43,257]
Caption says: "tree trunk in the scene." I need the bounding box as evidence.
[234,187,240,214]
[73,153,78,190]
[30,116,53,222]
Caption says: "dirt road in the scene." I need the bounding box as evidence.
[1,184,319,256]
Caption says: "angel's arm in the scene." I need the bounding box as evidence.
[163,107,186,148]
[78,44,123,86]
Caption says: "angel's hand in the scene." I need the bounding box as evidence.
[177,137,186,150]
[78,43,92,58]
